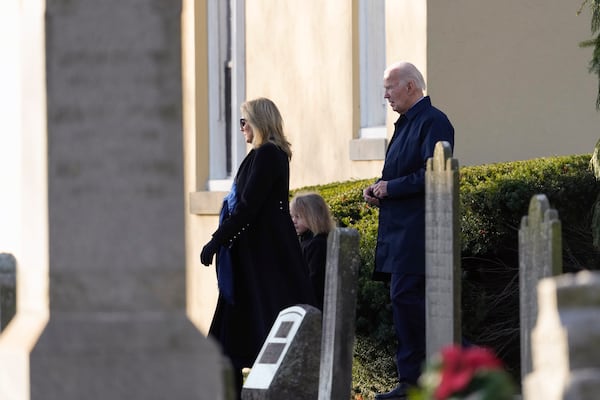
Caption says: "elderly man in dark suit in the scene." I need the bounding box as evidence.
[363,61,455,400]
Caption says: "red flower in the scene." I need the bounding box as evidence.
[434,346,503,400]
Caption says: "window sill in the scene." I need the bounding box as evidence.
[349,137,387,161]
[189,191,227,215]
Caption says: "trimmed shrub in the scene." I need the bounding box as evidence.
[293,153,600,395]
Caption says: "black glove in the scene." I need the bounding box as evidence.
[200,239,219,266]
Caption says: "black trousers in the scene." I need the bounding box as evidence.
[390,273,426,385]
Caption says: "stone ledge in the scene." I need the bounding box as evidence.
[349,138,387,161]
[189,191,227,215]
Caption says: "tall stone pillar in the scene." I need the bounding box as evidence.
[519,194,562,381]
[425,140,461,358]
[0,1,226,399]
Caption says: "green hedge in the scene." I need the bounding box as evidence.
[294,153,600,397]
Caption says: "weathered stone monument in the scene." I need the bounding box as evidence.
[318,227,361,400]
[519,194,562,381]
[242,305,322,400]
[425,141,461,358]
[0,253,17,332]
[523,271,600,400]
[0,2,226,399]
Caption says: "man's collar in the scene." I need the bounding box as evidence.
[401,96,430,120]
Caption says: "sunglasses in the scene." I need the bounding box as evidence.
[239,118,247,129]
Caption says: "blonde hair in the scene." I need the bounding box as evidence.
[290,192,336,235]
[241,97,292,159]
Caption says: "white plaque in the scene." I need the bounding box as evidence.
[243,306,306,389]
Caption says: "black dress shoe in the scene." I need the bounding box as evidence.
[374,383,409,400]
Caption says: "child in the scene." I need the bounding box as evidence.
[290,192,336,310]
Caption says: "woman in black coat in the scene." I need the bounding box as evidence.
[200,98,316,397]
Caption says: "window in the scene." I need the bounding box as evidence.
[359,0,386,139]
[349,0,387,161]
[207,0,246,191]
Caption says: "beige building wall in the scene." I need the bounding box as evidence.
[245,0,383,189]
[428,0,599,165]
[0,0,22,259]
[385,0,427,128]
[183,0,220,334]
[0,0,49,319]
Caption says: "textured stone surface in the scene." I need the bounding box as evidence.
[519,194,562,381]
[524,271,600,400]
[425,141,461,358]
[318,228,360,400]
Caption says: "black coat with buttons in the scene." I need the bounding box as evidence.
[209,141,316,370]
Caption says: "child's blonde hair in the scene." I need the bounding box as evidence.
[290,192,336,235]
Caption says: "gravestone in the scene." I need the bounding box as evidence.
[0,2,227,399]
[318,228,360,400]
[519,194,562,381]
[523,271,600,400]
[242,305,322,400]
[0,253,16,331]
[425,141,461,358]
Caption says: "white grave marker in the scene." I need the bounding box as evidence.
[244,306,306,389]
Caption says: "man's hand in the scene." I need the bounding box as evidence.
[372,180,389,199]
[363,184,381,207]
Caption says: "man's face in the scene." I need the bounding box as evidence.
[383,72,410,114]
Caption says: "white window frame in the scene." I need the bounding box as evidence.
[207,0,246,191]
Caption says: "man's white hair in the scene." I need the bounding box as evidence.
[384,61,427,91]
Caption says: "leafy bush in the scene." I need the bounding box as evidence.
[293,153,600,395]
[460,155,599,268]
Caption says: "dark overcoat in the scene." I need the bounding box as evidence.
[299,231,329,311]
[209,141,316,369]
[374,97,455,278]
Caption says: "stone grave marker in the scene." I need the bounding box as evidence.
[425,141,461,358]
[523,271,600,400]
[0,2,227,399]
[0,253,16,332]
[242,305,322,400]
[318,227,360,400]
[519,194,562,381]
